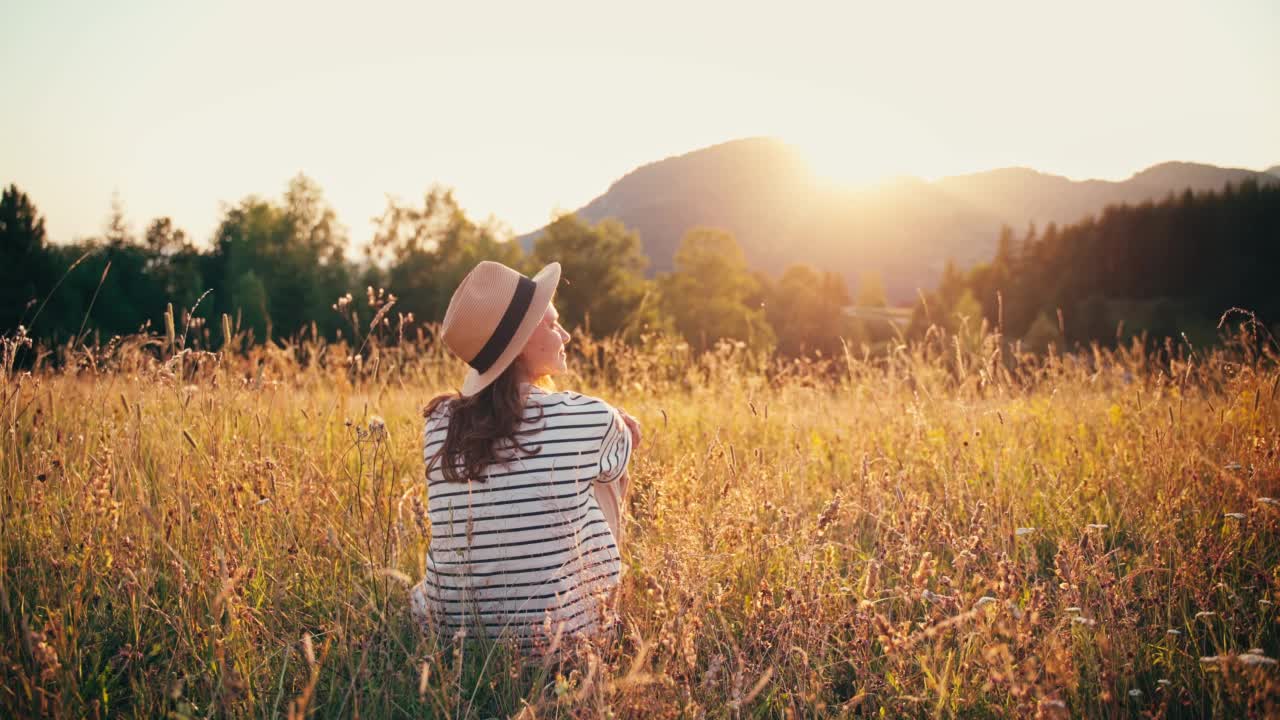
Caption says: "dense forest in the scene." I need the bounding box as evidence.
[909,178,1280,349]
[2,175,1276,361]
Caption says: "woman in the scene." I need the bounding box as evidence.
[409,260,641,652]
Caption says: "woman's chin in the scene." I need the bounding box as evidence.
[531,363,567,380]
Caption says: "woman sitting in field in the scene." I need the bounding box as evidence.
[409,260,641,653]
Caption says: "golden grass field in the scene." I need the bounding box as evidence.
[2,316,1279,718]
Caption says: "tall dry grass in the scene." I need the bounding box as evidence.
[2,309,1279,718]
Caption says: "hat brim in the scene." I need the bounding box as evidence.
[458,262,561,397]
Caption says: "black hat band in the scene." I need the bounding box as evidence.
[467,275,536,373]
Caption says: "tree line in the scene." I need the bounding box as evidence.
[908,178,1280,349]
[3,175,1274,361]
[0,176,888,359]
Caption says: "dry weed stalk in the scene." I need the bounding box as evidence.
[1,313,1278,717]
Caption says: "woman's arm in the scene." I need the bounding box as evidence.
[594,471,630,548]
[618,411,642,448]
[595,405,639,548]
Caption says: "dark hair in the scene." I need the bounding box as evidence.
[422,363,545,483]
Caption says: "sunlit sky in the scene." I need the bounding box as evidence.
[3,0,1277,247]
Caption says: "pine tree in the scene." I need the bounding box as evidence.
[0,185,51,332]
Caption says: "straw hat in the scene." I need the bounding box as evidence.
[441,260,561,396]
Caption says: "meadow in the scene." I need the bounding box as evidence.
[2,312,1278,718]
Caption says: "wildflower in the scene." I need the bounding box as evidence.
[368,415,388,441]
[1194,611,1216,619]
[1065,607,1082,613]
[1202,652,1278,667]
[975,596,998,608]
[29,631,61,682]
[1257,497,1279,506]
[1157,679,1171,686]
[1260,600,1273,607]
[1086,523,1108,530]
[921,589,952,603]
[1224,512,1246,520]
[702,654,725,689]
[1071,616,1096,626]
[1166,628,1181,636]
[1224,462,1243,470]
[816,494,841,532]
[1128,689,1142,698]
[1039,699,1066,709]
[1016,527,1036,537]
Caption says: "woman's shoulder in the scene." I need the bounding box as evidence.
[422,394,456,434]
[527,386,617,413]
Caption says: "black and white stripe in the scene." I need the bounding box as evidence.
[410,385,633,650]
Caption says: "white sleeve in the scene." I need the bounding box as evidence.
[596,404,633,484]
[422,404,451,474]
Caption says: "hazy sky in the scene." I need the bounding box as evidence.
[3,0,1277,248]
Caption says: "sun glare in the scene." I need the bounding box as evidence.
[794,135,911,189]
[783,101,928,190]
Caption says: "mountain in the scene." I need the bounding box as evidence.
[519,138,1279,302]
[1127,161,1270,190]
[1267,165,1280,177]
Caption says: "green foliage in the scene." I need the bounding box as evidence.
[370,186,523,325]
[532,214,660,338]
[915,180,1280,348]
[951,289,984,331]
[0,184,51,330]
[8,172,1274,364]
[142,217,204,311]
[16,197,188,344]
[228,270,270,342]
[210,175,352,342]
[764,264,853,357]
[1021,309,1060,352]
[658,228,774,352]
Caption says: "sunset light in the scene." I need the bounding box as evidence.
[785,99,945,189]
[4,2,1280,717]
[3,1,1275,244]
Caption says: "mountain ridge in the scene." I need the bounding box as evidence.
[519,138,1278,302]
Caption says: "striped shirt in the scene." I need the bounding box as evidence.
[409,384,632,650]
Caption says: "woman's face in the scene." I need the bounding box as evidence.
[517,303,571,379]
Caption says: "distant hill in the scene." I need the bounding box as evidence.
[519,138,1279,302]
[1267,164,1280,177]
